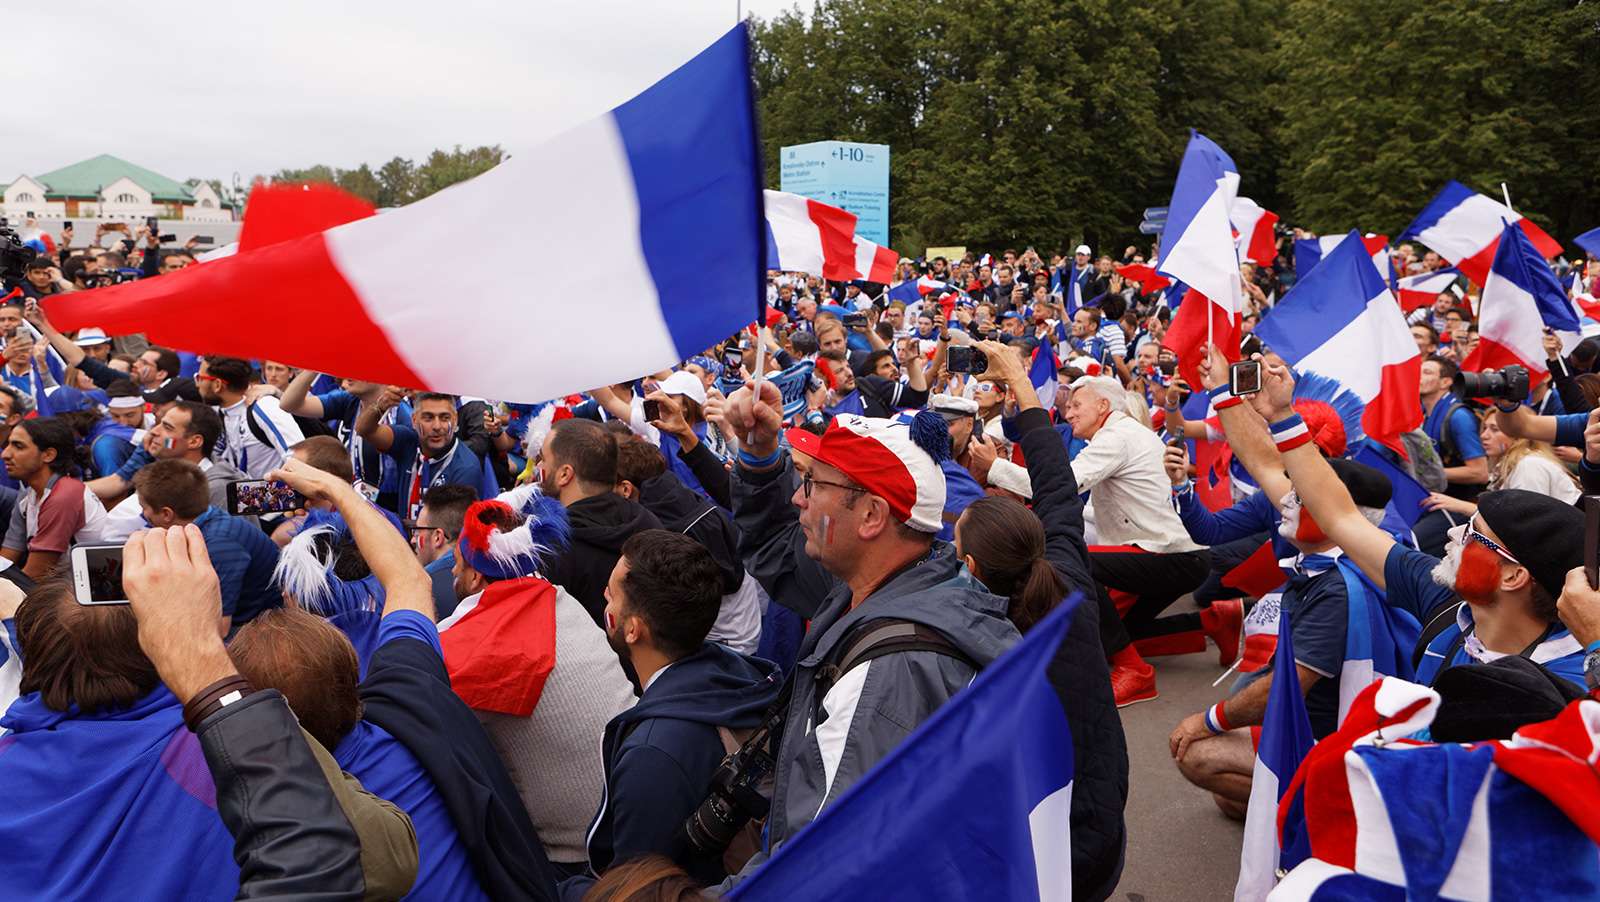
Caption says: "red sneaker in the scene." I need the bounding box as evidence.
[1200,599,1245,668]
[1111,662,1159,708]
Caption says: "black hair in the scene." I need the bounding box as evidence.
[619,530,723,659]
[547,418,619,486]
[169,401,222,457]
[203,356,253,392]
[420,483,477,538]
[147,347,182,381]
[16,417,84,476]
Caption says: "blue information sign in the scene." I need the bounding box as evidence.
[779,141,890,246]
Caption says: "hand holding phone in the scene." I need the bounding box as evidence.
[1229,360,1263,396]
[71,544,128,605]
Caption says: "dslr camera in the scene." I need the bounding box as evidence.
[680,702,783,856]
[1454,364,1529,402]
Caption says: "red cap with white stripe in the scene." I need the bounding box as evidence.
[786,414,945,533]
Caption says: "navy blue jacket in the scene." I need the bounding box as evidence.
[586,643,782,885]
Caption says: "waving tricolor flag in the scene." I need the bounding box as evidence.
[1394,266,1462,313]
[764,189,897,282]
[1158,131,1246,388]
[1230,196,1279,267]
[887,276,952,305]
[1291,233,1389,281]
[1028,339,1060,410]
[1463,219,1582,382]
[1400,181,1562,286]
[1271,679,1600,900]
[1234,603,1315,902]
[1254,231,1421,453]
[42,25,766,404]
[727,595,1082,901]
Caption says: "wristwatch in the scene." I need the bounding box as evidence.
[1585,647,1600,692]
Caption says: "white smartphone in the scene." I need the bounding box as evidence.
[70,543,128,605]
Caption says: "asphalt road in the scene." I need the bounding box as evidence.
[1114,638,1246,901]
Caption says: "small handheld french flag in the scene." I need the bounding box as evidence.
[1028,339,1060,410]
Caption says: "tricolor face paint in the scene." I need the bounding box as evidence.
[820,513,835,546]
[1277,490,1328,548]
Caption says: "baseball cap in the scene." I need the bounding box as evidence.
[143,378,201,406]
[784,413,946,533]
[1074,244,1092,256]
[658,370,708,407]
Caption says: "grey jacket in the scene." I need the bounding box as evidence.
[732,457,1021,870]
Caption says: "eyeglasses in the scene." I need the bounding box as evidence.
[193,372,222,382]
[1461,515,1519,564]
[407,524,455,542]
[801,472,866,500]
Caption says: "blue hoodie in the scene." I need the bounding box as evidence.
[584,643,782,886]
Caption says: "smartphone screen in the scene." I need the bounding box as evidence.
[226,479,305,516]
[642,398,661,422]
[1230,360,1263,396]
[72,544,127,605]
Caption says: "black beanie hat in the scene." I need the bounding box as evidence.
[1477,489,1584,598]
[1430,654,1584,742]
[1328,458,1392,510]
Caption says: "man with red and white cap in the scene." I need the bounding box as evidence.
[719,382,1020,884]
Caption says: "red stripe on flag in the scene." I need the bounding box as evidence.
[1464,336,1546,381]
[805,199,862,282]
[868,243,898,282]
[42,233,427,387]
[238,182,376,252]
[1360,358,1423,454]
[1221,539,1288,599]
[1245,211,1279,267]
[1194,438,1234,513]
[1164,288,1240,391]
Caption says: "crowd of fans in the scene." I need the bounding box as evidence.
[0,217,1598,900]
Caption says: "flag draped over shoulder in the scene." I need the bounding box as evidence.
[728,595,1084,902]
[42,24,766,405]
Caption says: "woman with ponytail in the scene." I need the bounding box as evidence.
[955,339,1127,902]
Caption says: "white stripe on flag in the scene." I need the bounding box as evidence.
[1028,781,1073,902]
[1417,194,1522,262]
[1235,756,1282,902]
[325,114,680,392]
[765,189,827,275]
[1479,267,1550,374]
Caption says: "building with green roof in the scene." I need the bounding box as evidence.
[3,154,234,224]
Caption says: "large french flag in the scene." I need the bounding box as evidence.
[42,25,766,404]
[1400,181,1562,286]
[1254,231,1422,453]
[1158,131,1245,387]
[1394,266,1462,313]
[727,595,1082,901]
[1231,196,1279,266]
[1292,233,1388,281]
[1463,220,1582,382]
[1234,602,1316,902]
[765,189,897,282]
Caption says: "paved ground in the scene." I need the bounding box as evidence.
[1114,636,1246,901]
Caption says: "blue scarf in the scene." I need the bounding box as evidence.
[0,687,239,899]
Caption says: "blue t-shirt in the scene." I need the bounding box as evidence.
[1281,558,1355,739]
[1422,398,1484,462]
[337,611,488,902]
[193,507,282,628]
[1554,411,1588,449]
[319,390,401,493]
[1384,544,1586,691]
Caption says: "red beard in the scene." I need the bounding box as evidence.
[1455,540,1502,605]
[1294,508,1328,546]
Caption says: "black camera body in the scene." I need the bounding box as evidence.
[842,311,868,330]
[0,227,38,290]
[681,703,784,856]
[1455,365,1530,402]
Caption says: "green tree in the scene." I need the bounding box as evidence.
[334,164,382,204]
[1273,0,1600,240]
[376,156,416,207]
[412,145,506,200]
[259,145,505,208]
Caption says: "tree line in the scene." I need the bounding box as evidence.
[266,145,506,209]
[751,0,1600,257]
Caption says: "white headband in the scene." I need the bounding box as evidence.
[106,396,144,410]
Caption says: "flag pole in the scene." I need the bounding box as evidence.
[1501,182,1514,211]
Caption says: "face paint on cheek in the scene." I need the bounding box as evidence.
[605,612,617,631]
[820,514,834,546]
[1454,540,1502,604]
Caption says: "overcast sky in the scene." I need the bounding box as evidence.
[5,0,802,186]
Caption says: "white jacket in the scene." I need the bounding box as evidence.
[1072,411,1201,553]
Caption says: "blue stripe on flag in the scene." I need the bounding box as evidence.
[613,24,765,356]
[1157,130,1238,260]
[1399,180,1478,241]
[1256,231,1386,367]
[1489,221,1581,333]
[728,595,1081,900]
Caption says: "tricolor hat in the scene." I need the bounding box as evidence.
[74,327,111,347]
[784,413,947,533]
[273,508,402,614]
[456,483,571,581]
